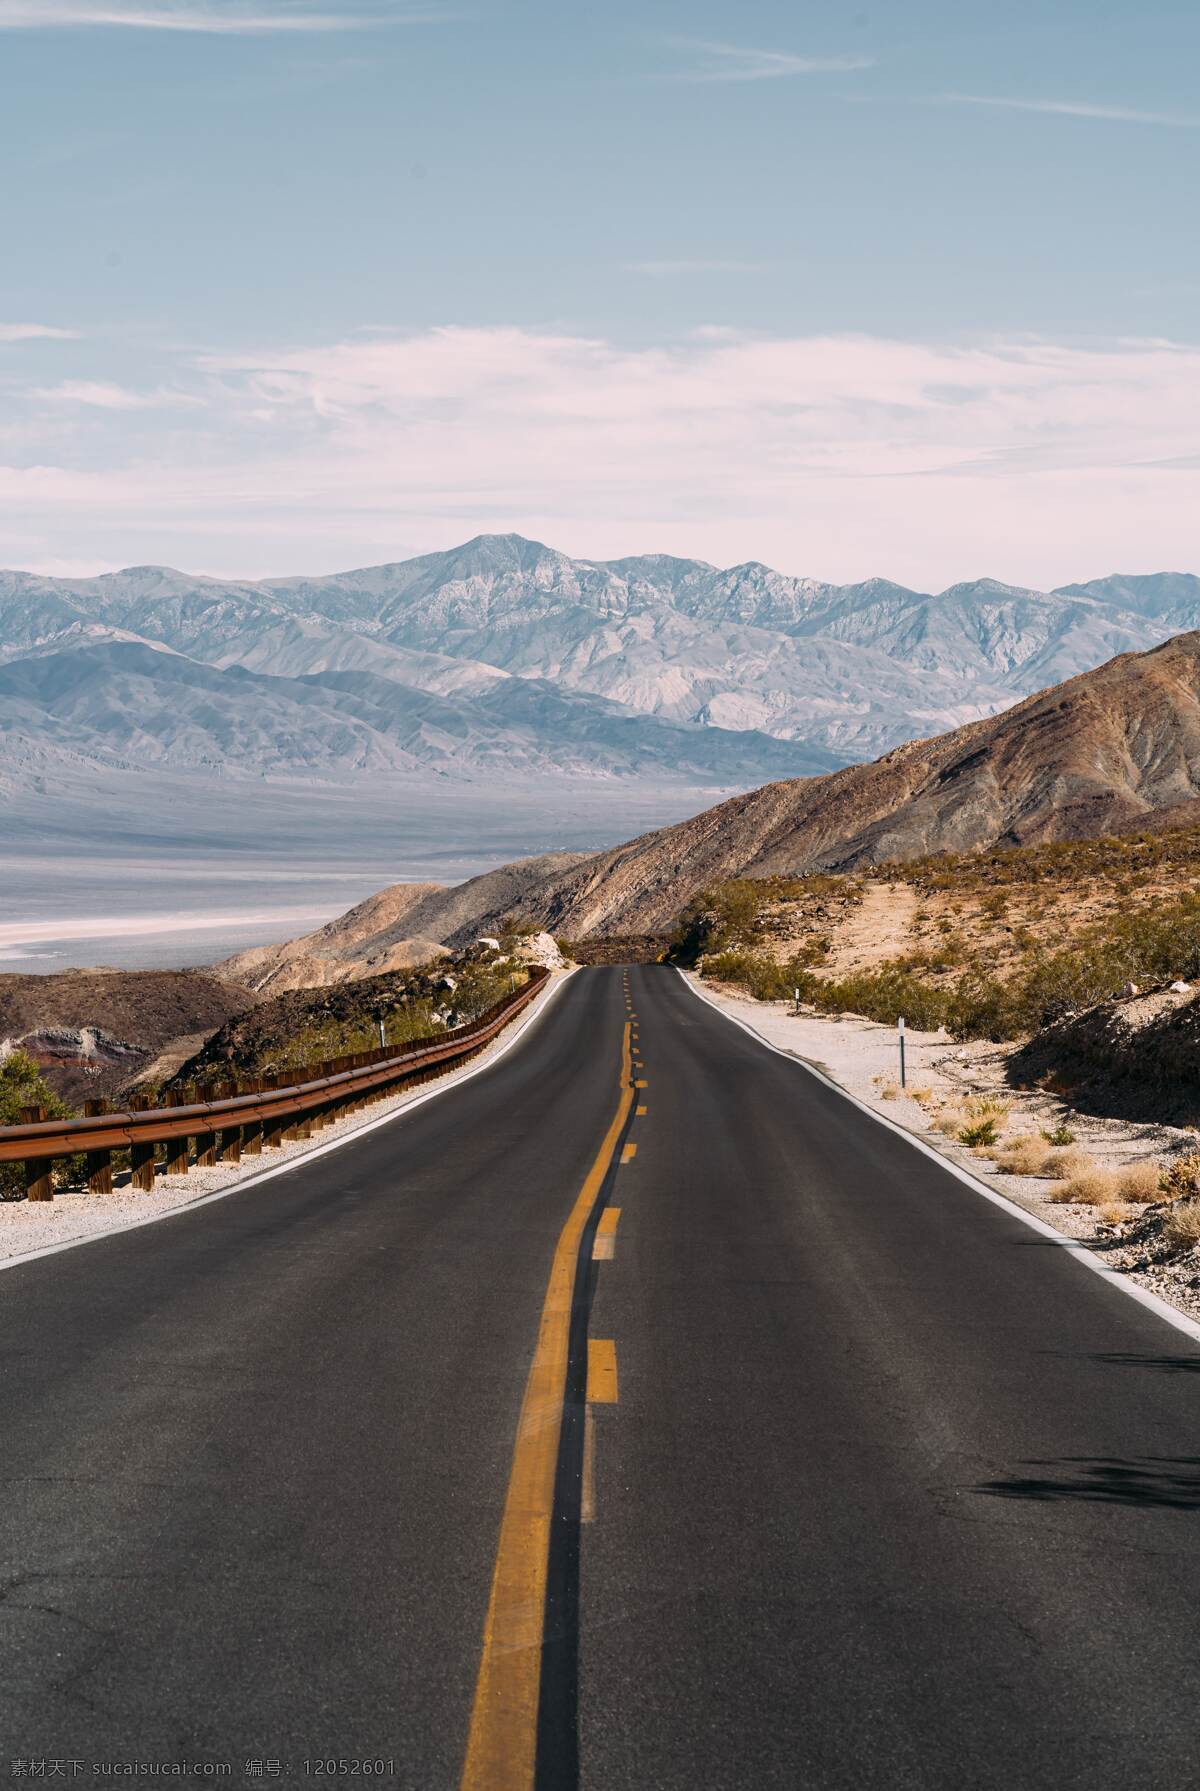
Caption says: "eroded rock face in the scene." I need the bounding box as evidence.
[511,932,568,971]
[1009,987,1200,1125]
[0,969,256,1102]
[1,1026,147,1107]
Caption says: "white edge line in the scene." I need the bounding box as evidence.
[0,970,578,1277]
[678,967,1200,1349]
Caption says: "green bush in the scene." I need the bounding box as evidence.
[0,1051,74,1201]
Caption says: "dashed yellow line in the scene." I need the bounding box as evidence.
[621,1141,638,1163]
[592,1206,621,1260]
[636,1104,647,1116]
[587,1338,619,1404]
[459,1024,633,1791]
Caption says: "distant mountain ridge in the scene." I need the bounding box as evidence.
[3,536,1199,775]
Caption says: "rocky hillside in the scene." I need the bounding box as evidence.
[208,628,1200,983]
[0,969,255,1103]
[1009,990,1200,1126]
[461,630,1200,937]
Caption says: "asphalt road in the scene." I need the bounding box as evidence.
[4,964,1200,1789]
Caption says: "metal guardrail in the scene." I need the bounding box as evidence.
[0,967,550,1202]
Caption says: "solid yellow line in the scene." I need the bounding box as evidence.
[587,1337,619,1403]
[460,1021,633,1791]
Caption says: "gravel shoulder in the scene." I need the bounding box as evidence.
[0,970,572,1267]
[686,972,1200,1325]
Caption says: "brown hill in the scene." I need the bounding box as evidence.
[214,852,591,993]
[0,968,255,1103]
[457,630,1200,937]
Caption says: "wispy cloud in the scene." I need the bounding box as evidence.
[30,380,195,409]
[0,322,80,341]
[938,92,1200,128]
[670,38,875,84]
[0,2,442,31]
[627,259,765,277]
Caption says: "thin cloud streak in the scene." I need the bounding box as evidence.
[30,380,195,409]
[0,2,442,30]
[939,92,1200,127]
[0,322,81,341]
[670,38,875,83]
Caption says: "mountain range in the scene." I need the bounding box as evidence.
[4,536,1200,800]
[217,628,1200,987]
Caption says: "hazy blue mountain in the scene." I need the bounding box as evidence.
[0,639,833,784]
[2,535,1198,789]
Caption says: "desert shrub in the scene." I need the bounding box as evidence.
[1049,1167,1120,1205]
[878,1080,900,1101]
[0,1051,74,1201]
[933,1107,967,1136]
[959,1117,1001,1148]
[1096,1202,1133,1226]
[1116,1161,1163,1203]
[1042,1124,1076,1147]
[1164,1200,1200,1251]
[701,951,797,1002]
[995,1134,1053,1176]
[672,879,766,959]
[907,1085,933,1104]
[1043,1145,1095,1180]
[809,967,954,1031]
[1159,1154,1200,1201]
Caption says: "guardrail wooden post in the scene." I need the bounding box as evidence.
[242,1079,263,1155]
[129,1094,156,1191]
[262,1073,285,1148]
[163,1091,189,1175]
[21,1105,52,1201]
[84,1097,113,1193]
[215,1082,242,1164]
[195,1085,217,1167]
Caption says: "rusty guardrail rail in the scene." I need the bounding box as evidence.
[0,967,550,1202]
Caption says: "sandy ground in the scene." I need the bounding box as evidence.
[0,971,569,1267]
[688,973,1200,1325]
[824,881,919,974]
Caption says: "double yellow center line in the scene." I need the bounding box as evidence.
[460,1019,634,1791]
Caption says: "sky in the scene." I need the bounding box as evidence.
[1,0,1198,590]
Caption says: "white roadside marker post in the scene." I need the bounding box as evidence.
[898,1015,907,1090]
[378,1018,386,1051]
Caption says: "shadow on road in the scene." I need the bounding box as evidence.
[1092,1351,1200,1375]
[977,1456,1200,1509]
